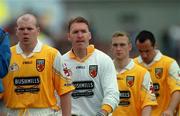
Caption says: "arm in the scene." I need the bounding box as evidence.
[163,61,180,116]
[53,52,75,116]
[0,28,11,78]
[142,105,152,116]
[97,54,119,115]
[162,91,180,116]
[141,71,157,115]
[60,92,72,116]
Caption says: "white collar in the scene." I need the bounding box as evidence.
[16,40,43,58]
[124,59,134,70]
[118,59,135,74]
[137,50,162,66]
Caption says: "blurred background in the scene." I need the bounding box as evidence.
[0,0,180,64]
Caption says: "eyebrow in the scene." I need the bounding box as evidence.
[112,43,126,46]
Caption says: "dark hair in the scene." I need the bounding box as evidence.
[135,30,156,47]
[68,16,90,32]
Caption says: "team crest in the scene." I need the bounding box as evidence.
[149,82,155,94]
[89,65,98,78]
[155,68,163,79]
[36,59,45,72]
[63,63,72,77]
[9,63,19,71]
[126,76,134,87]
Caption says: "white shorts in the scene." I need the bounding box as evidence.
[3,107,62,116]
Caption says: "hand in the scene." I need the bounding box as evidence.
[162,109,173,116]
[96,110,108,116]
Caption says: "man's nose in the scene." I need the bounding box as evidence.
[77,32,83,38]
[116,45,122,50]
[23,29,29,33]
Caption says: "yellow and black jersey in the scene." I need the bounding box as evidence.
[112,59,157,116]
[2,41,74,109]
[134,50,180,116]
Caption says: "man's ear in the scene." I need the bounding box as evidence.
[37,27,40,35]
[15,27,18,36]
[67,33,71,41]
[37,27,40,32]
[88,32,92,40]
[129,43,132,51]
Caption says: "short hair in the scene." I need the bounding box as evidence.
[135,30,156,47]
[112,31,131,43]
[17,13,39,27]
[68,16,90,32]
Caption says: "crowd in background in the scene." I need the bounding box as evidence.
[0,0,179,64]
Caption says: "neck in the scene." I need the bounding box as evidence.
[20,41,37,56]
[114,57,131,71]
[73,48,87,59]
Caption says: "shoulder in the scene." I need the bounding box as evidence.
[10,45,16,52]
[161,55,175,63]
[134,63,145,70]
[62,51,71,59]
[134,62,148,73]
[94,49,112,59]
[42,45,60,55]
[133,57,140,64]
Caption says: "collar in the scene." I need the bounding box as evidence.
[68,44,95,62]
[16,40,43,57]
[137,50,162,65]
[124,59,134,70]
[117,59,134,74]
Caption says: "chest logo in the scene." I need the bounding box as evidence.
[36,59,45,72]
[89,65,98,78]
[126,76,134,87]
[155,68,163,79]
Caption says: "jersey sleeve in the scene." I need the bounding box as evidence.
[141,71,157,109]
[100,55,119,111]
[0,28,11,78]
[168,61,180,94]
[53,52,75,96]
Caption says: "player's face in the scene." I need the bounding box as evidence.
[112,36,132,60]
[136,39,156,64]
[16,18,39,46]
[68,22,91,50]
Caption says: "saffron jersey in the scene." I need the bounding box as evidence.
[2,41,74,109]
[112,59,157,116]
[134,50,180,116]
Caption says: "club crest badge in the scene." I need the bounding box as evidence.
[89,65,98,78]
[149,82,155,94]
[9,63,19,71]
[155,68,163,79]
[126,76,134,87]
[36,59,45,72]
[63,63,72,77]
